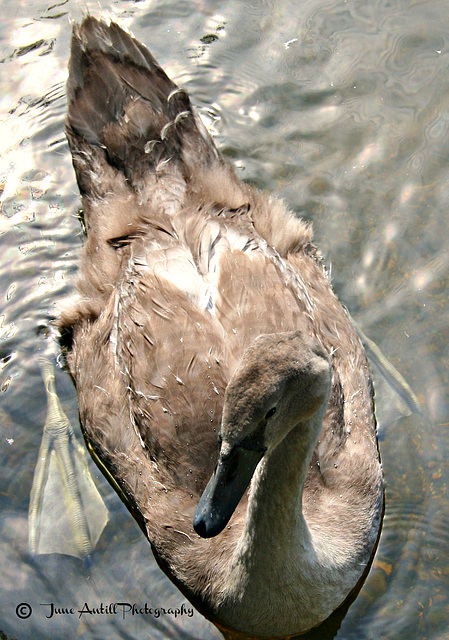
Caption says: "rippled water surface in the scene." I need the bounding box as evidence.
[1,1,449,639]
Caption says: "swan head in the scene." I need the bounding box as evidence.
[194,330,331,538]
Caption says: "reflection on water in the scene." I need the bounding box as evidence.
[1,0,449,639]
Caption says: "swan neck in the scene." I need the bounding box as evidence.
[244,413,322,547]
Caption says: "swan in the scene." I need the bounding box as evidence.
[59,17,383,638]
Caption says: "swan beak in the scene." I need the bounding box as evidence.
[193,446,264,538]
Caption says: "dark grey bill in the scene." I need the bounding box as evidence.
[193,446,265,538]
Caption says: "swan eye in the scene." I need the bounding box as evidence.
[265,407,277,420]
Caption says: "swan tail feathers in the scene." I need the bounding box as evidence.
[66,16,218,199]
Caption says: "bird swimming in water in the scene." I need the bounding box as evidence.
[59,17,383,638]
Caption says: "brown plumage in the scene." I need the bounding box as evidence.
[60,17,383,638]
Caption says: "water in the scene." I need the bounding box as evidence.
[1,0,449,638]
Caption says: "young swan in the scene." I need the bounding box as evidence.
[194,331,331,541]
[61,18,383,638]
